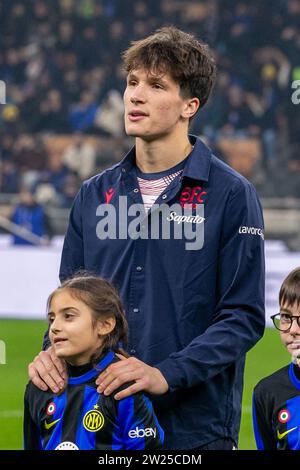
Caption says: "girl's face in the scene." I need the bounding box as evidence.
[48,289,110,366]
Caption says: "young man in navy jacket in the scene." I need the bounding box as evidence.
[29,26,265,450]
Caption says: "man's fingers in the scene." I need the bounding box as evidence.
[28,363,48,391]
[28,349,66,393]
[38,351,55,371]
[114,382,143,401]
[33,360,63,393]
[29,362,61,393]
[96,358,135,384]
[31,375,48,392]
[102,372,136,396]
[115,353,127,361]
[96,363,137,392]
[49,350,67,379]
[40,350,66,385]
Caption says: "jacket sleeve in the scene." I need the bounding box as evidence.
[252,386,276,450]
[156,180,265,391]
[23,384,41,450]
[115,393,164,450]
[59,186,85,282]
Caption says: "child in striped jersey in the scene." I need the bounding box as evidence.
[24,273,164,450]
[253,268,300,450]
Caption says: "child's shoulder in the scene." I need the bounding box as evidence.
[25,380,42,396]
[24,381,54,407]
[254,364,290,395]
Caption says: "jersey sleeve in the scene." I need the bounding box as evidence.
[114,392,164,450]
[23,384,41,450]
[252,385,277,450]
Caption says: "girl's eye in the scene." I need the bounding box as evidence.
[153,83,163,89]
[48,316,54,324]
[64,313,73,320]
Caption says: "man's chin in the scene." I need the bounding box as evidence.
[125,128,144,138]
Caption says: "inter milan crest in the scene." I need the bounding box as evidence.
[83,405,105,432]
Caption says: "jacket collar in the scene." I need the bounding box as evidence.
[120,135,212,182]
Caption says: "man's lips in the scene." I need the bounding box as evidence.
[128,110,148,121]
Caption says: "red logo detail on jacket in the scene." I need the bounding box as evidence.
[105,188,115,204]
[179,186,207,208]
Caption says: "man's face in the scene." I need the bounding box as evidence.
[279,302,300,357]
[123,68,189,141]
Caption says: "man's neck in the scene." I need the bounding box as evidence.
[135,134,193,173]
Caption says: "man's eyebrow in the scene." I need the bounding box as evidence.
[127,72,138,80]
[148,74,167,83]
[127,72,167,83]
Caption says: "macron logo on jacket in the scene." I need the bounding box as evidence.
[105,188,115,204]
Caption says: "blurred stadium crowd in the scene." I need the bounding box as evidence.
[0,0,300,235]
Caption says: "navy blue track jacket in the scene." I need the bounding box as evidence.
[24,351,164,450]
[57,136,265,449]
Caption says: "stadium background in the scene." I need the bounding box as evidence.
[0,0,300,449]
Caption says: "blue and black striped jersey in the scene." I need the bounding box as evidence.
[24,351,164,450]
[253,363,300,450]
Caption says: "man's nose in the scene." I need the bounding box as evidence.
[130,85,146,104]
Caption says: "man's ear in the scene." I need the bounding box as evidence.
[182,97,200,119]
[97,317,116,336]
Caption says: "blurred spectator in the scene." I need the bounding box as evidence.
[10,186,52,245]
[13,134,48,188]
[68,91,98,132]
[59,173,81,208]
[62,132,96,179]
[35,89,69,133]
[0,134,15,161]
[218,85,259,137]
[34,150,72,197]
[95,90,124,137]
[0,160,20,193]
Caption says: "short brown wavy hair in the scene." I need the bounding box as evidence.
[122,26,217,111]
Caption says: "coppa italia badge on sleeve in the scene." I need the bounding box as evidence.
[46,402,56,416]
[278,409,290,423]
